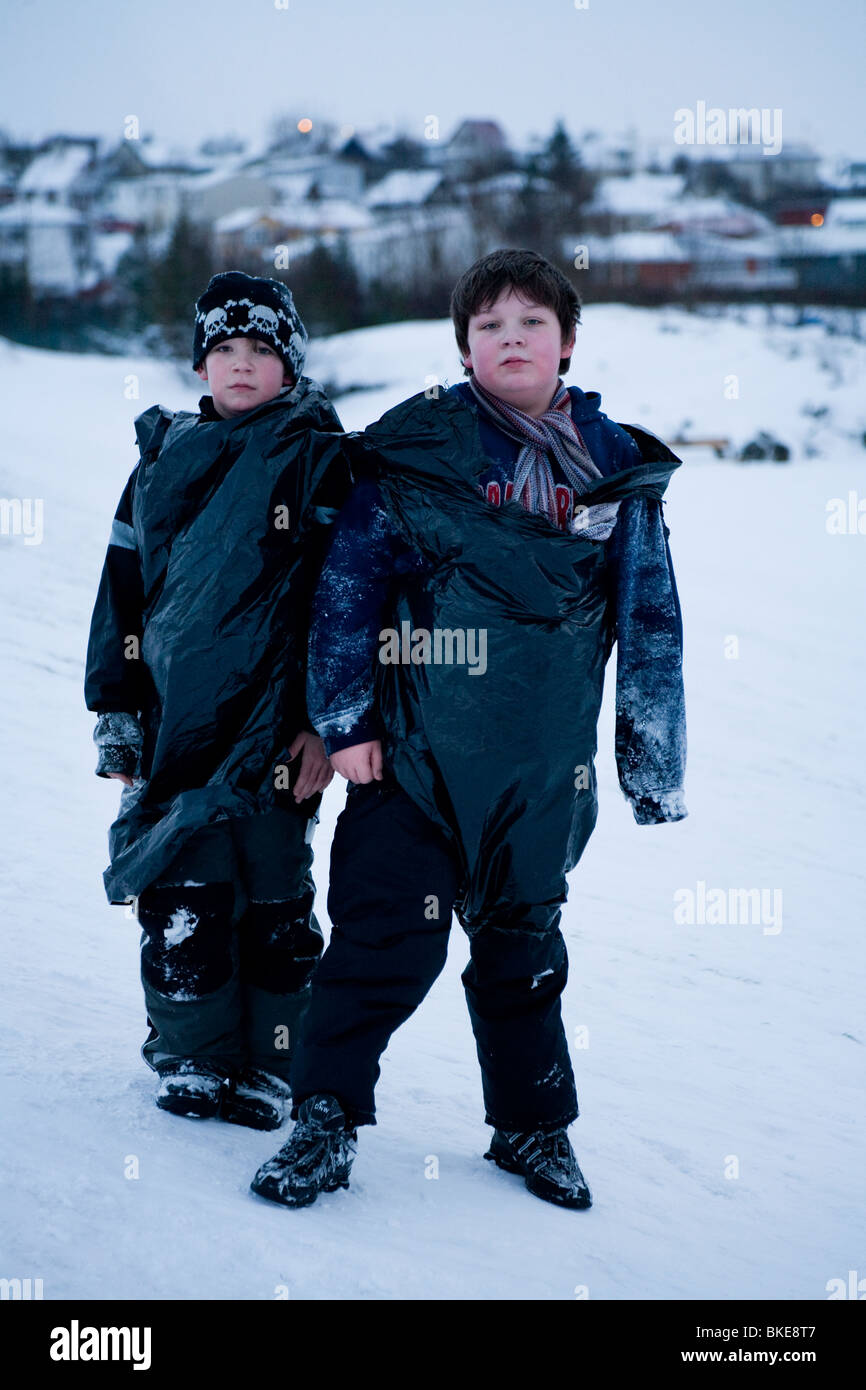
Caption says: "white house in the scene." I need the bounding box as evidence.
[0,198,89,295]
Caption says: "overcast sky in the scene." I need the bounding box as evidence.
[3,0,863,164]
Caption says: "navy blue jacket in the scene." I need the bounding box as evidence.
[308,381,687,825]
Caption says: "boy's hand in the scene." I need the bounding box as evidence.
[330,740,383,784]
[287,730,334,801]
[107,772,134,788]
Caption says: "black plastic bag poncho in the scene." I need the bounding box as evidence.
[354,389,682,937]
[99,379,349,904]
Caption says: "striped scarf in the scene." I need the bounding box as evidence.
[468,376,621,540]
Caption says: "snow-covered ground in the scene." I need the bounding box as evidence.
[1,306,864,1300]
[310,303,866,459]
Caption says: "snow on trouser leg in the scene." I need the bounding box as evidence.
[236,890,324,996]
[137,881,244,1074]
[461,913,579,1133]
[139,881,236,995]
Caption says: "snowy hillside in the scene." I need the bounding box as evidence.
[1,306,864,1301]
[310,304,866,460]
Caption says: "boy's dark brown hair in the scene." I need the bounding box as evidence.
[450,248,581,376]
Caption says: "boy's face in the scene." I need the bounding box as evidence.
[461,288,575,418]
[195,336,293,418]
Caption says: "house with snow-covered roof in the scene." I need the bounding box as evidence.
[254,151,367,202]
[17,136,101,210]
[652,196,775,240]
[687,143,825,204]
[96,136,206,232]
[2,136,105,295]
[564,230,690,295]
[582,174,686,235]
[365,169,445,210]
[333,206,476,294]
[437,120,511,176]
[576,130,638,177]
[777,197,866,295]
[686,233,797,292]
[179,163,279,227]
[213,199,373,267]
[455,171,558,221]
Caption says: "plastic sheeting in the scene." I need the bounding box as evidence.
[354,389,682,936]
[100,380,349,903]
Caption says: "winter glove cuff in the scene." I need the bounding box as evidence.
[94,711,143,779]
[629,787,688,825]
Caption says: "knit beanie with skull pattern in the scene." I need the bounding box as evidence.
[192,270,308,381]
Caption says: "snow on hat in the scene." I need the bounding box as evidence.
[192,270,308,380]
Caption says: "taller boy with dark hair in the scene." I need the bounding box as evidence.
[85,271,350,1131]
[252,249,687,1207]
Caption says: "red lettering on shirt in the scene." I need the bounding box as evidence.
[555,485,572,530]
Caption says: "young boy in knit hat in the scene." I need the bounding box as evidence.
[251,248,687,1208]
[85,270,351,1130]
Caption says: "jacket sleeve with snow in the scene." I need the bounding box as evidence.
[606,480,687,825]
[84,405,172,777]
[307,476,428,754]
[84,464,148,777]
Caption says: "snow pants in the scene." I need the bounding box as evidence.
[137,806,323,1083]
[290,777,579,1131]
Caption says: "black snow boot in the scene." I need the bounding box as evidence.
[250,1094,357,1208]
[222,1067,292,1131]
[484,1127,592,1209]
[154,1059,232,1119]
